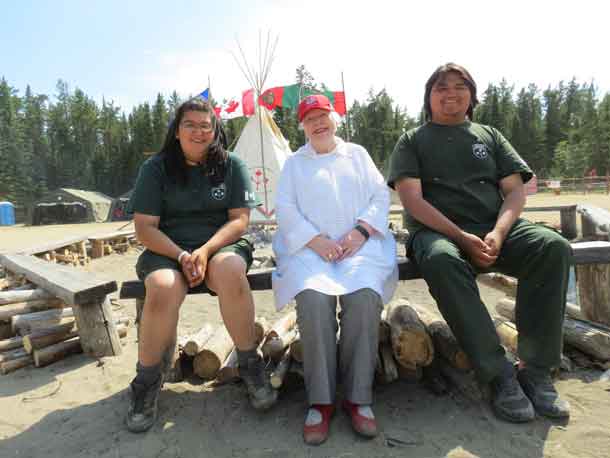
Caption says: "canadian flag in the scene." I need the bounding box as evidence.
[216,89,255,119]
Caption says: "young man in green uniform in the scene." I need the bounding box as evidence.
[126,100,277,433]
[387,63,571,423]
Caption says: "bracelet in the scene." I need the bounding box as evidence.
[177,250,189,263]
[354,224,370,240]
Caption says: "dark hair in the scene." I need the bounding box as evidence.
[424,63,479,121]
[159,99,228,186]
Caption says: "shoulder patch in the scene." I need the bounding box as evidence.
[211,183,226,200]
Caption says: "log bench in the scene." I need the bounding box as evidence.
[119,242,610,300]
[0,253,121,357]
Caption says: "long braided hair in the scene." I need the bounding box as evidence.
[159,99,228,186]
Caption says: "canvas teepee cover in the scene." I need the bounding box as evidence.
[233,108,291,221]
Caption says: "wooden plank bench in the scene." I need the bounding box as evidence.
[119,242,610,300]
[0,253,121,357]
[88,230,136,258]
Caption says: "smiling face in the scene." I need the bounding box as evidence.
[429,71,472,125]
[176,110,215,164]
[302,108,337,145]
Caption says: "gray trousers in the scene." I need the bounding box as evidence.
[295,288,382,405]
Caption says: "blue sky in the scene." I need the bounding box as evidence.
[2,0,609,117]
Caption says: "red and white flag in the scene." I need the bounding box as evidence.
[216,89,255,119]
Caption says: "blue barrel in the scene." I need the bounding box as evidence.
[0,201,16,225]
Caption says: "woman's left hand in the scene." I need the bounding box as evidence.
[337,229,366,261]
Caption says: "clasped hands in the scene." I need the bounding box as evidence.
[457,229,505,269]
[178,246,209,288]
[307,229,367,263]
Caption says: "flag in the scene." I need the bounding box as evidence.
[259,84,346,116]
[198,88,210,101]
[216,89,255,119]
[259,84,300,110]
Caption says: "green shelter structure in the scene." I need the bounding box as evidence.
[29,188,113,225]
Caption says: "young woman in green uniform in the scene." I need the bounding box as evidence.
[126,99,276,433]
[388,63,571,423]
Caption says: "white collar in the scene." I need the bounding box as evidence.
[298,137,350,158]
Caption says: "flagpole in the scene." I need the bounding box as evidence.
[256,98,270,217]
[341,71,350,142]
[208,75,211,101]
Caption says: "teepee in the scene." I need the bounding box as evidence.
[231,32,292,222]
[233,108,291,220]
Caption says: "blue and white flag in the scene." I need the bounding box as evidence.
[199,88,210,100]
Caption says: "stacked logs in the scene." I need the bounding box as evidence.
[37,245,90,266]
[495,297,610,369]
[0,283,129,375]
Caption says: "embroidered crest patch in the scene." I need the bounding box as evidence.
[211,183,226,200]
[472,143,489,159]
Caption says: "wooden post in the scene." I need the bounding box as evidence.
[0,298,64,321]
[91,240,105,259]
[560,205,577,240]
[577,264,610,327]
[72,296,122,357]
[11,307,74,334]
[33,336,82,367]
[0,288,55,306]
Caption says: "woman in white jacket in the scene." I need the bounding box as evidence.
[272,94,398,445]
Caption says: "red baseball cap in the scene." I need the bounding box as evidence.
[297,94,332,122]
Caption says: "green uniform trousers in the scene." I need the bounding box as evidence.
[410,218,571,383]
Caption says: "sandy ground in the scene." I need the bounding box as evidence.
[1,193,610,458]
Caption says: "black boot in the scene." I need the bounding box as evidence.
[518,368,570,419]
[125,374,163,433]
[238,353,278,410]
[489,360,535,423]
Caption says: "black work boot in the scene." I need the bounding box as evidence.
[126,375,163,433]
[489,360,535,423]
[517,368,570,419]
[238,354,278,410]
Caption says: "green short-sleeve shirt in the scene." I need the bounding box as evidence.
[128,153,260,247]
[387,121,533,233]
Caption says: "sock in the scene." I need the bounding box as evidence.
[237,347,258,368]
[134,362,162,386]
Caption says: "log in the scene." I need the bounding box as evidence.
[33,336,82,367]
[91,240,105,259]
[262,327,298,361]
[183,323,215,357]
[493,318,518,354]
[409,303,471,371]
[261,311,298,361]
[0,288,55,306]
[23,328,79,354]
[289,334,303,363]
[496,297,610,361]
[216,348,239,384]
[193,325,235,379]
[376,342,399,384]
[270,348,292,389]
[161,334,182,383]
[0,347,28,363]
[31,325,128,369]
[0,322,13,340]
[0,298,64,321]
[0,335,24,352]
[11,307,74,334]
[577,263,610,327]
[1,355,33,374]
[254,317,269,344]
[385,299,434,369]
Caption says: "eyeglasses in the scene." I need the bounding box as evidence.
[180,121,214,133]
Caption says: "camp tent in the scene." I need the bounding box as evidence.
[233,108,292,221]
[108,189,133,221]
[29,188,113,225]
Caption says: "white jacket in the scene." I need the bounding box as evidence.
[272,138,398,310]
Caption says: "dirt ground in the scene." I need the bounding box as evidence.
[1,193,610,458]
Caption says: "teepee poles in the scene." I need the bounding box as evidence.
[231,31,280,218]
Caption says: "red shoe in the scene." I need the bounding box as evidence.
[342,400,378,438]
[303,404,334,445]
